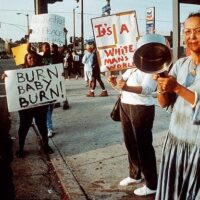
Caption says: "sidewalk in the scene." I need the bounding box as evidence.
[10,112,68,200]
[11,76,170,200]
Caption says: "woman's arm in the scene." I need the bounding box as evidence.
[118,79,142,94]
[157,75,196,107]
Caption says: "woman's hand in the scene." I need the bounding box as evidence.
[153,74,179,93]
[157,75,179,93]
[108,75,118,88]
[118,79,127,90]
[1,73,7,80]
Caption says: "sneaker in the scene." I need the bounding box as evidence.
[119,177,142,186]
[75,75,79,80]
[99,90,108,97]
[48,130,54,138]
[86,91,95,97]
[134,185,156,196]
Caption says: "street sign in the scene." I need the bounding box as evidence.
[102,4,111,13]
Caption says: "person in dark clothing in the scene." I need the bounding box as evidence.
[64,50,73,80]
[16,52,53,158]
[86,45,108,97]
[51,43,64,64]
[72,50,82,79]
[0,97,15,199]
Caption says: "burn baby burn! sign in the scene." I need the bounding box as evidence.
[5,64,66,112]
[91,11,139,72]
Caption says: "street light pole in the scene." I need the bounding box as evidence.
[73,6,79,50]
[16,13,30,34]
[80,0,84,55]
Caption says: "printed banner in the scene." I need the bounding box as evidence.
[29,14,65,45]
[91,11,139,72]
[11,44,28,66]
[5,64,66,112]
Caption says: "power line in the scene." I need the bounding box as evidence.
[0,21,26,32]
[0,9,172,22]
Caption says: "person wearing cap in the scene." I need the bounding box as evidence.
[86,44,108,97]
[82,44,94,89]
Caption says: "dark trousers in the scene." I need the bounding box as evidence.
[92,67,105,90]
[18,105,49,151]
[67,64,73,77]
[92,76,106,90]
[120,103,157,190]
[73,61,82,76]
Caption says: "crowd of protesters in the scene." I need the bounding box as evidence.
[1,10,200,200]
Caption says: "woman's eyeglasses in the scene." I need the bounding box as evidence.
[184,27,200,37]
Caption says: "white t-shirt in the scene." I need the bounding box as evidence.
[121,68,156,105]
[82,52,93,72]
[73,55,79,61]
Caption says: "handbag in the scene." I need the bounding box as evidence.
[110,95,121,122]
[110,68,136,122]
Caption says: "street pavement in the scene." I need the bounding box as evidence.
[48,76,170,200]
[4,57,171,200]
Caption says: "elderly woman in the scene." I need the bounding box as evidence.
[154,11,200,199]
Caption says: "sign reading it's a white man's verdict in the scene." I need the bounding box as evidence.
[5,64,66,112]
[91,11,139,72]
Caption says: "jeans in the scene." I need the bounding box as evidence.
[46,104,54,131]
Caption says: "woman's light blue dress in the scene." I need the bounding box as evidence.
[156,57,200,200]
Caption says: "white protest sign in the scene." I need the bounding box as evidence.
[5,64,66,112]
[91,11,139,72]
[29,14,65,45]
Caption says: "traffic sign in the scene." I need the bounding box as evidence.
[102,4,111,13]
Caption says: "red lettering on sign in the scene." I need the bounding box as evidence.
[120,24,129,34]
[95,24,112,38]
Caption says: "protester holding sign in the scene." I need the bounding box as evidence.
[41,42,59,138]
[16,52,53,158]
[108,68,157,196]
[86,43,108,97]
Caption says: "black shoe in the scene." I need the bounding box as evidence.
[16,150,25,158]
[43,145,54,154]
[63,100,69,110]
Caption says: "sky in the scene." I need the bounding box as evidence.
[0,0,199,42]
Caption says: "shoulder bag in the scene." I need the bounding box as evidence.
[110,95,121,122]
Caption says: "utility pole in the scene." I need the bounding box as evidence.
[106,0,111,15]
[16,13,30,34]
[80,0,84,55]
[34,0,48,14]
[73,6,79,50]
[74,0,84,55]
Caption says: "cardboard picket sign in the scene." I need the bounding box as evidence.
[91,11,139,72]
[29,14,65,45]
[11,44,28,66]
[4,64,66,112]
